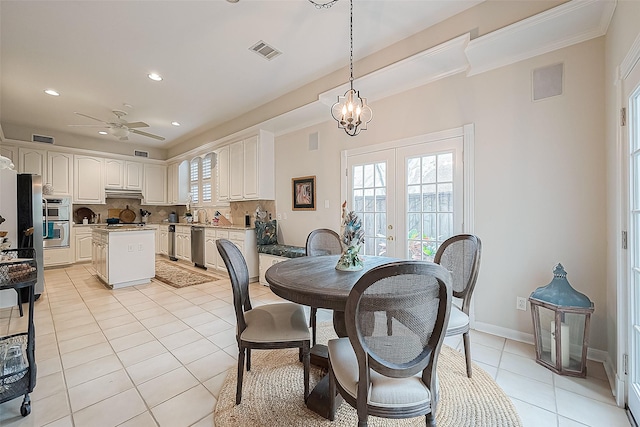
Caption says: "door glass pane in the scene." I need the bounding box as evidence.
[406,151,456,261]
[352,161,387,256]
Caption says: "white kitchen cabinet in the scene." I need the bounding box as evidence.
[143,163,167,205]
[203,227,257,278]
[73,226,93,262]
[217,146,230,202]
[167,161,189,205]
[47,151,73,196]
[105,159,143,190]
[229,141,244,200]
[18,148,47,176]
[218,130,275,202]
[43,247,73,267]
[259,254,288,286]
[74,155,105,204]
[0,145,17,165]
[175,225,191,262]
[159,225,169,255]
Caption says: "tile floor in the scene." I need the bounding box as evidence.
[0,260,632,427]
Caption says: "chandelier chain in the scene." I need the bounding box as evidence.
[349,0,354,86]
[307,0,339,9]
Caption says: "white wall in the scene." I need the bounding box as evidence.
[274,37,608,350]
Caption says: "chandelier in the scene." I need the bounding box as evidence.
[330,0,372,136]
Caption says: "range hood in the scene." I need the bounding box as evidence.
[105,188,144,199]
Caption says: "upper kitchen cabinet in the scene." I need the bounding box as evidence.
[0,145,17,165]
[143,163,167,205]
[218,130,274,202]
[47,151,73,196]
[105,159,143,190]
[74,155,105,204]
[217,146,230,202]
[18,148,72,196]
[167,161,189,205]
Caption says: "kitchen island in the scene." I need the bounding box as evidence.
[92,226,155,289]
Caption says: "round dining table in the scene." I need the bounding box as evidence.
[265,254,397,419]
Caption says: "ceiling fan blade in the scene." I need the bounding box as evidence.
[74,112,109,124]
[124,121,149,129]
[131,129,165,141]
[67,124,109,128]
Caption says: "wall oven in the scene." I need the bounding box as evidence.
[43,197,70,248]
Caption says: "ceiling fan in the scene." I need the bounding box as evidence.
[68,110,165,141]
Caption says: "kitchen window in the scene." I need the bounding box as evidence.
[189,152,215,206]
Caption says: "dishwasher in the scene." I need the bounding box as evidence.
[191,226,206,269]
[168,225,177,261]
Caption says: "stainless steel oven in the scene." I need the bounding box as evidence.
[43,197,70,248]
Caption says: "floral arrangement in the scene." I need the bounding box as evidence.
[336,201,365,271]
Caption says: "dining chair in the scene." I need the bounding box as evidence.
[327,261,452,427]
[305,228,343,346]
[435,234,482,378]
[216,239,311,404]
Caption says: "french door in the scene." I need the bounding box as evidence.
[344,129,466,259]
[626,54,640,420]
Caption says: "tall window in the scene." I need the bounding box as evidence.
[190,157,201,204]
[202,153,213,203]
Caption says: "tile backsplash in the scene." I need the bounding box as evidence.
[72,199,276,227]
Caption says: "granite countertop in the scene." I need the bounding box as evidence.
[77,223,253,230]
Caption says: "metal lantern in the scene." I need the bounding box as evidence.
[528,263,594,377]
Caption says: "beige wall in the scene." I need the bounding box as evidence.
[274,38,608,350]
[604,1,640,376]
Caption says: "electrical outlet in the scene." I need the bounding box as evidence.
[516,297,527,311]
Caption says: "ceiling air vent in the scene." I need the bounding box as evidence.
[32,134,54,144]
[134,150,149,158]
[249,40,281,61]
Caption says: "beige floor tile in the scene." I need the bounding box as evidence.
[190,414,215,427]
[97,313,139,330]
[148,319,190,339]
[118,340,168,367]
[110,330,157,352]
[127,352,183,385]
[1,389,70,427]
[138,366,200,408]
[102,321,147,340]
[55,321,101,342]
[554,374,617,405]
[158,328,204,351]
[151,385,215,427]
[37,355,63,377]
[139,313,179,329]
[182,312,220,328]
[42,415,74,427]
[202,371,228,399]
[470,329,506,350]
[504,339,537,359]
[170,305,207,320]
[60,341,114,369]
[117,411,159,427]
[499,352,554,385]
[555,388,629,426]
[192,318,233,338]
[171,338,220,365]
[186,350,236,382]
[68,369,134,412]
[133,306,170,320]
[58,331,107,354]
[91,306,131,321]
[64,354,123,388]
[72,388,147,427]
[30,370,67,402]
[207,329,236,349]
[510,397,558,427]
[558,416,590,426]
[496,369,557,412]
[470,342,503,367]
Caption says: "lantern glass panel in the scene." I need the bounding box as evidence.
[564,312,587,371]
[537,305,555,366]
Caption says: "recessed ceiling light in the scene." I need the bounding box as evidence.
[98,131,108,135]
[227,0,239,3]
[44,89,59,96]
[148,73,163,81]
[171,121,181,126]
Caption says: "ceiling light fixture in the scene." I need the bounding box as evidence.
[330,0,372,137]
[148,73,163,81]
[171,121,181,126]
[98,131,108,135]
[308,0,338,9]
[44,89,60,96]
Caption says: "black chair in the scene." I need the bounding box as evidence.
[305,228,343,345]
[216,239,311,404]
[328,261,452,427]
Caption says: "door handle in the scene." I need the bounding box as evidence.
[387,236,394,241]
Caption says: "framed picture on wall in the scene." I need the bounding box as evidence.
[292,176,316,211]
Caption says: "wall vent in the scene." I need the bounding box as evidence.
[32,134,55,144]
[249,40,282,60]
[134,150,149,158]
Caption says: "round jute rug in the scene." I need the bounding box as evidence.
[214,324,522,427]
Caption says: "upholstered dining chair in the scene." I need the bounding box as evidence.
[216,239,311,404]
[328,261,452,427]
[435,234,482,378]
[305,228,343,345]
